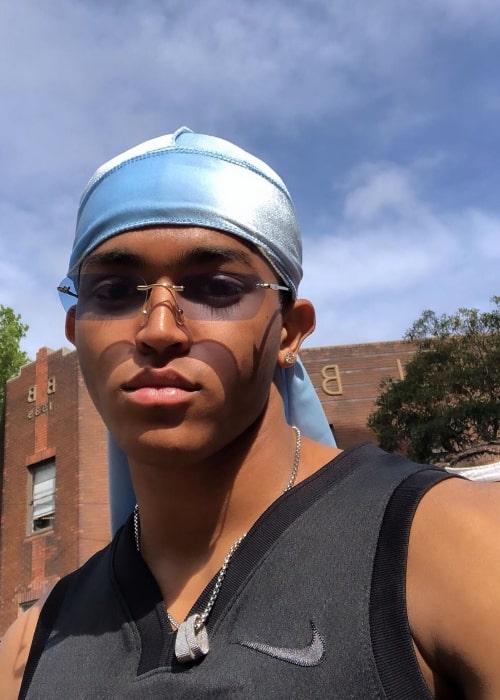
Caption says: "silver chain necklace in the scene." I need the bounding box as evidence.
[133,425,301,663]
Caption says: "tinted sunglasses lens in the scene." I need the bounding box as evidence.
[76,274,146,319]
[57,272,279,321]
[177,273,266,320]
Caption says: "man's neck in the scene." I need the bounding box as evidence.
[130,414,296,557]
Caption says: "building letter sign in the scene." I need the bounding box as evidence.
[321,364,343,396]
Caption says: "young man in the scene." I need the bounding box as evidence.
[1,127,500,699]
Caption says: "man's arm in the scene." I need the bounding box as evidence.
[0,593,47,700]
[407,477,500,699]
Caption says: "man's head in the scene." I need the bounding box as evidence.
[59,126,335,530]
[64,223,314,469]
[64,126,302,300]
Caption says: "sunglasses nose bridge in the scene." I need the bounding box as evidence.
[138,282,185,325]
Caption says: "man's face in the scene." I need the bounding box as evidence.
[66,226,289,466]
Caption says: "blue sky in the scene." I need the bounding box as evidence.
[1,0,499,358]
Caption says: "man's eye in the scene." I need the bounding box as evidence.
[95,280,131,300]
[181,274,251,307]
[80,276,139,308]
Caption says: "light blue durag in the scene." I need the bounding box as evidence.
[67,126,336,533]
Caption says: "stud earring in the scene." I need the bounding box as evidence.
[284,350,295,365]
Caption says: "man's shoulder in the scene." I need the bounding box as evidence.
[408,477,500,697]
[410,475,500,548]
[328,442,450,494]
[0,588,53,700]
[0,538,116,700]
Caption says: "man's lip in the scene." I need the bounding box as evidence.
[122,370,199,392]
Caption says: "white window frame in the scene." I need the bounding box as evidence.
[30,459,56,533]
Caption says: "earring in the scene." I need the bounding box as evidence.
[284,350,295,365]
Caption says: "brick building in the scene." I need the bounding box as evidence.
[301,340,416,446]
[0,339,413,636]
[0,347,109,636]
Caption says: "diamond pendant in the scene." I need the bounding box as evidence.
[175,614,210,663]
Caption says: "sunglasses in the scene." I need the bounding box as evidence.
[58,272,289,321]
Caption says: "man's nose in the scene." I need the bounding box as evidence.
[135,284,190,354]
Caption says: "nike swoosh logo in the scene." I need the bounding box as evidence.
[238,620,325,667]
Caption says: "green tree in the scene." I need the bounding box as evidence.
[368,297,500,463]
[0,306,30,411]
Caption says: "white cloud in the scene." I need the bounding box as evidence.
[1,0,499,357]
[461,210,500,259]
[301,157,500,347]
[3,0,499,156]
[342,163,422,221]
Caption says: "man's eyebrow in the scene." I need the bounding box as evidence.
[81,250,146,269]
[82,246,256,270]
[177,246,255,267]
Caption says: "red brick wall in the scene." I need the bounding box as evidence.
[301,340,416,448]
[0,348,109,635]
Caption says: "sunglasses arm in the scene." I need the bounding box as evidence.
[57,285,78,299]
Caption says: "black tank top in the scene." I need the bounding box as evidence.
[21,443,450,699]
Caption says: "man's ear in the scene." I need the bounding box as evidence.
[278,298,316,367]
[65,308,76,345]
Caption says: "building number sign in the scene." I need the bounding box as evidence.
[27,377,56,419]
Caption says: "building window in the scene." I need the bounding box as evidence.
[29,460,56,533]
